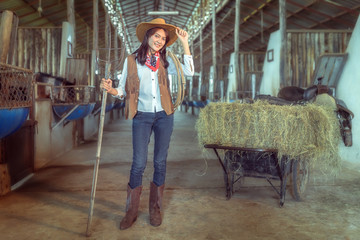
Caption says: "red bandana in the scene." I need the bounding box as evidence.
[145,52,160,71]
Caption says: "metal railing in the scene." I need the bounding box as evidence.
[51,85,96,105]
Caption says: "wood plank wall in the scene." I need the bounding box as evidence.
[11,27,62,76]
[286,30,352,88]
[238,52,265,91]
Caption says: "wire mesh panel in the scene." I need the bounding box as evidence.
[0,63,33,109]
[51,85,96,105]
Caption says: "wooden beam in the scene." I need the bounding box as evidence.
[211,0,217,100]
[0,10,13,63]
[67,0,76,50]
[199,8,203,100]
[279,0,287,87]
[234,0,240,92]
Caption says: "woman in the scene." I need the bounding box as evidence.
[101,18,194,230]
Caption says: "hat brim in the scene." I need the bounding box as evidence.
[136,22,178,47]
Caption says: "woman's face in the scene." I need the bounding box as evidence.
[148,28,167,53]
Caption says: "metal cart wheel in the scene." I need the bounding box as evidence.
[290,159,309,201]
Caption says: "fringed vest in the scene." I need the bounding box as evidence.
[125,54,174,120]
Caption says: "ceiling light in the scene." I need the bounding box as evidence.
[147,11,179,16]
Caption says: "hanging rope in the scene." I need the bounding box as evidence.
[167,51,186,110]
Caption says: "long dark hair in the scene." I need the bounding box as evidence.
[134,27,170,68]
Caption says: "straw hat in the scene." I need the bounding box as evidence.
[136,18,178,47]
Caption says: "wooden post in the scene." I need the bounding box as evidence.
[211,0,217,100]
[0,163,11,196]
[219,40,223,63]
[0,142,3,164]
[234,0,240,98]
[18,28,24,67]
[199,17,203,100]
[41,29,47,72]
[87,26,90,53]
[67,0,76,50]
[0,141,11,196]
[0,10,14,63]
[279,0,287,87]
[91,0,99,86]
[8,12,18,65]
[114,26,118,78]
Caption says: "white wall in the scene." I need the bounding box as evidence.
[209,66,214,99]
[226,52,236,101]
[34,100,74,169]
[84,114,99,140]
[60,22,74,78]
[34,99,115,169]
[337,16,360,163]
[259,30,281,96]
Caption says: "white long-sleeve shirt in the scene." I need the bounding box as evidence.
[115,54,194,113]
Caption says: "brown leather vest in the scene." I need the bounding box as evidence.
[125,54,174,120]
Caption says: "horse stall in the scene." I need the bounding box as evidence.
[226,52,265,101]
[0,64,34,195]
[0,10,35,193]
[1,19,104,175]
[260,29,351,95]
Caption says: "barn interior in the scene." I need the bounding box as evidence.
[0,0,360,239]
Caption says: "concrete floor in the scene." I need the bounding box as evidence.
[0,110,360,240]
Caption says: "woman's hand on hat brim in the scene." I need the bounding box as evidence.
[175,28,189,43]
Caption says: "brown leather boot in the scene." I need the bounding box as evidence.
[149,182,165,227]
[120,184,142,230]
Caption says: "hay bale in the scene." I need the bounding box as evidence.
[195,99,342,175]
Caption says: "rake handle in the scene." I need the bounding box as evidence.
[86,63,111,237]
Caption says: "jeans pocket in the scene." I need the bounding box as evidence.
[134,111,143,119]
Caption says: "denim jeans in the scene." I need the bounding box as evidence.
[129,111,174,189]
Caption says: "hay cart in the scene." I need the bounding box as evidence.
[204,144,309,207]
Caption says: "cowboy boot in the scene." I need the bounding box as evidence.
[120,184,142,230]
[149,182,165,227]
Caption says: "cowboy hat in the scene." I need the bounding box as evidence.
[136,18,178,47]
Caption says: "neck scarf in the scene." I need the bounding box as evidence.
[145,52,160,71]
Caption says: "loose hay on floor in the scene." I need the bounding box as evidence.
[195,100,342,175]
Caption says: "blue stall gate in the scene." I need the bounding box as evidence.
[0,63,33,195]
[0,63,33,139]
[51,85,96,127]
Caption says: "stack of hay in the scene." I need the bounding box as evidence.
[196,98,342,175]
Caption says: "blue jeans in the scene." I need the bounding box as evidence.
[129,111,174,189]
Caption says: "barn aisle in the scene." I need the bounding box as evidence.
[0,110,359,240]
